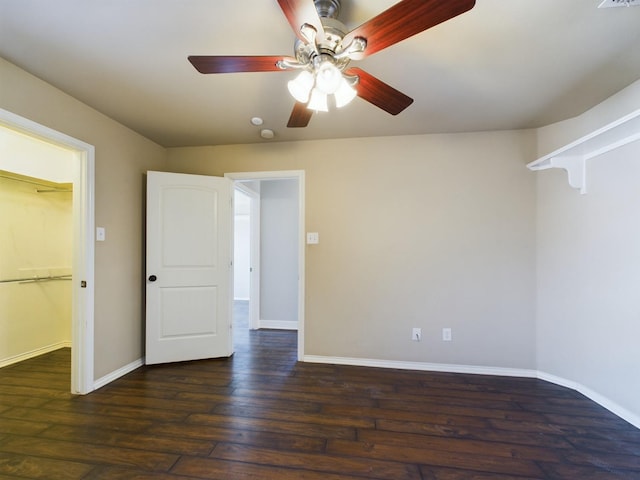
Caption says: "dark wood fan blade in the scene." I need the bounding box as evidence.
[277,0,324,42]
[346,67,413,115]
[287,102,313,128]
[343,0,475,58]
[188,56,296,74]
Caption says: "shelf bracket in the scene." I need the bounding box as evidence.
[550,155,587,194]
[527,155,587,194]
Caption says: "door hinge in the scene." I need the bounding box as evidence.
[80,280,87,288]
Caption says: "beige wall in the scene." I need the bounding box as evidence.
[0,58,166,379]
[167,130,538,369]
[0,175,72,364]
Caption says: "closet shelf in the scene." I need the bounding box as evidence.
[527,109,640,194]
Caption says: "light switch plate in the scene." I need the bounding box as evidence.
[96,227,106,242]
[306,232,319,244]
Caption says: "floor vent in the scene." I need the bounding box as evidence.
[598,0,640,8]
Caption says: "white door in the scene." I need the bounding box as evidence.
[145,171,232,365]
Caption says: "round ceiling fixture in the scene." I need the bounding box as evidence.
[250,116,264,126]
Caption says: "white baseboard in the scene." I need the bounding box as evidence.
[303,355,536,378]
[93,357,144,391]
[537,371,640,430]
[260,320,298,330]
[303,355,639,430]
[0,341,72,368]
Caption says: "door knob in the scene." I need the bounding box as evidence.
[148,275,157,282]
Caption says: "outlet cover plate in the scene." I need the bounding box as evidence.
[442,328,452,341]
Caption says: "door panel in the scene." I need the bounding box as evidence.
[160,287,218,337]
[146,171,232,365]
[162,187,217,268]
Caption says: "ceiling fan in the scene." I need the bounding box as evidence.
[188,0,476,128]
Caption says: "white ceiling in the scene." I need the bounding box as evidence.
[1,0,639,147]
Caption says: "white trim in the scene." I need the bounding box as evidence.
[303,354,640,429]
[234,297,250,302]
[225,170,306,361]
[260,320,298,330]
[0,342,72,369]
[93,357,144,391]
[537,371,640,430]
[303,355,536,378]
[0,108,95,395]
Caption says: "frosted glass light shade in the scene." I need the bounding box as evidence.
[315,62,342,94]
[287,71,314,103]
[334,77,357,108]
[307,88,329,112]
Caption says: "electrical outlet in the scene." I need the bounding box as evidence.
[442,328,452,341]
[412,328,422,341]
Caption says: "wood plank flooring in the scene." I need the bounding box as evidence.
[2,317,639,478]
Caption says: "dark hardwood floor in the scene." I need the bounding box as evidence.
[1,307,639,479]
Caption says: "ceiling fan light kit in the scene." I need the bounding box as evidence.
[287,53,360,110]
[188,0,476,128]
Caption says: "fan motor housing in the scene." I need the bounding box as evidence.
[315,0,341,19]
[293,17,350,70]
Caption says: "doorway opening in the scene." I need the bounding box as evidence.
[0,108,95,394]
[233,183,260,338]
[227,171,306,360]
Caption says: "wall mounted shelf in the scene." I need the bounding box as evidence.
[527,109,640,194]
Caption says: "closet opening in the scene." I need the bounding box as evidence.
[0,110,95,394]
[0,169,73,375]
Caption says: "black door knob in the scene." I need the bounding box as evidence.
[148,275,157,282]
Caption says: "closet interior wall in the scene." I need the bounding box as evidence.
[0,171,73,367]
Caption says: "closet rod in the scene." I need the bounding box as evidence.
[36,189,72,193]
[0,274,72,284]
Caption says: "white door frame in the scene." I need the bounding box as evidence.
[234,183,260,330]
[0,108,95,395]
[225,170,305,360]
